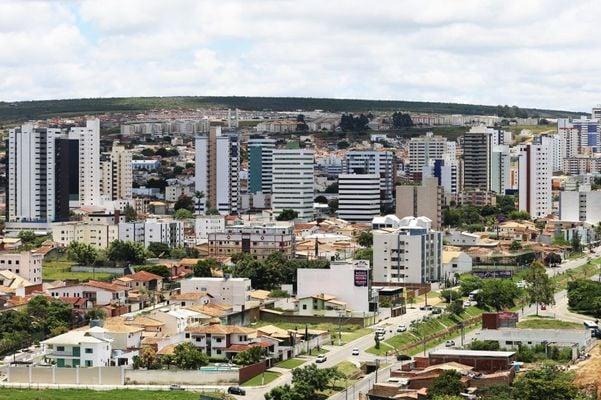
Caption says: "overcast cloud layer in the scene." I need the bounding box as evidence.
[1,0,599,111]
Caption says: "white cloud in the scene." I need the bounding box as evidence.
[1,0,600,111]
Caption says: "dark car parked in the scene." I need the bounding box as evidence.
[227,386,246,396]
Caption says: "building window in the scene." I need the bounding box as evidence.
[85,360,92,367]
[215,337,222,343]
[57,346,65,352]
[85,348,93,354]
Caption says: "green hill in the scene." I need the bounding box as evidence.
[0,96,584,124]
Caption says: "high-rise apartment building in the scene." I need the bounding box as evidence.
[408,132,447,175]
[518,137,552,218]
[100,144,133,201]
[68,119,101,206]
[395,177,443,230]
[337,173,381,222]
[195,126,240,215]
[271,149,314,219]
[490,145,512,195]
[248,137,276,194]
[373,216,442,284]
[343,150,394,207]
[463,126,492,191]
[7,123,60,223]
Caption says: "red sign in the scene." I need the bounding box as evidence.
[354,270,368,287]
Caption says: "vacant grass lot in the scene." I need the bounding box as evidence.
[0,389,230,400]
[241,371,280,387]
[517,316,582,330]
[275,358,306,369]
[43,259,113,281]
[253,321,371,346]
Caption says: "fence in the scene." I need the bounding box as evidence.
[8,366,124,385]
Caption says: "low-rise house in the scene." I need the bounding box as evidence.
[167,292,213,307]
[0,251,44,284]
[180,277,251,307]
[41,327,112,367]
[297,294,348,316]
[102,318,144,352]
[185,324,256,358]
[148,308,209,335]
[115,270,163,292]
[442,249,473,279]
[49,281,126,306]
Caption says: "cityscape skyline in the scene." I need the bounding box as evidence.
[1,0,601,111]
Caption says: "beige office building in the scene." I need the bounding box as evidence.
[395,177,443,230]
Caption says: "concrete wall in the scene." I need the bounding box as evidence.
[239,361,267,384]
[259,310,371,327]
[8,366,124,385]
[125,369,238,385]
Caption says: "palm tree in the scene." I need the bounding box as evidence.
[194,191,205,215]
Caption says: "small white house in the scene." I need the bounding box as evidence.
[41,327,112,368]
[442,250,473,279]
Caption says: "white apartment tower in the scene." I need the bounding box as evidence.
[372,216,442,284]
[490,145,512,195]
[101,144,133,201]
[343,151,394,206]
[195,126,240,215]
[408,132,447,175]
[271,149,314,219]
[518,138,552,218]
[68,119,101,206]
[248,137,276,194]
[337,174,381,222]
[8,123,59,223]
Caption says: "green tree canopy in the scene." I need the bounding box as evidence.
[193,259,219,277]
[66,241,98,266]
[123,204,137,222]
[479,279,519,311]
[233,346,264,365]
[512,365,588,400]
[276,209,299,221]
[523,261,555,315]
[428,370,464,399]
[358,231,373,247]
[17,230,37,244]
[173,342,209,369]
[107,240,147,265]
[174,194,195,212]
[147,242,170,258]
[173,208,194,220]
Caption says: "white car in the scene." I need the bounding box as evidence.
[445,340,455,347]
[396,325,407,333]
[352,348,360,356]
[315,354,327,363]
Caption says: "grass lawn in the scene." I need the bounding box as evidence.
[336,361,361,378]
[43,259,112,281]
[336,328,372,345]
[365,307,484,356]
[241,371,280,387]
[517,316,582,330]
[0,389,230,400]
[275,358,306,369]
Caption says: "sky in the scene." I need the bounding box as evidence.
[1,0,600,111]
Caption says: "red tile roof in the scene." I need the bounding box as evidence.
[125,270,164,282]
[85,280,124,292]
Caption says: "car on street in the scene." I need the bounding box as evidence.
[445,340,455,347]
[420,305,433,311]
[352,348,360,356]
[431,307,442,315]
[316,354,327,363]
[169,384,185,391]
[227,386,246,396]
[396,354,411,361]
[396,324,407,332]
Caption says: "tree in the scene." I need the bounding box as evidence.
[337,140,350,149]
[354,247,373,264]
[512,365,588,400]
[205,208,220,215]
[544,252,562,267]
[193,191,205,214]
[147,242,170,258]
[459,275,483,296]
[135,265,171,279]
[85,308,106,322]
[428,370,464,399]
[447,300,464,316]
[107,240,147,265]
[358,231,373,247]
[509,240,523,251]
[523,261,556,315]
[440,290,461,303]
[571,232,582,252]
[296,114,308,131]
[392,112,413,128]
[139,345,158,369]
[173,342,209,369]
[292,364,343,394]
[234,346,264,365]
[66,241,98,266]
[173,208,194,220]
[17,230,36,244]
[276,209,299,221]
[314,195,328,204]
[479,279,519,311]
[174,194,195,212]
[123,204,137,222]
[193,259,218,277]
